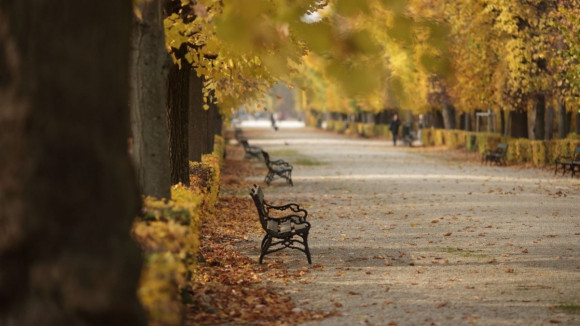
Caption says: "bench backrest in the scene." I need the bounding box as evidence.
[496,143,508,153]
[250,184,267,229]
[261,150,271,164]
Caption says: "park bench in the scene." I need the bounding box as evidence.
[250,184,312,264]
[482,143,508,166]
[234,126,246,142]
[240,139,262,161]
[554,147,580,177]
[262,151,293,186]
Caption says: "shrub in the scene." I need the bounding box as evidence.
[421,128,434,146]
[325,119,335,131]
[375,124,389,136]
[531,140,547,166]
[516,139,533,163]
[134,135,223,326]
[433,129,445,146]
[465,132,477,151]
[445,130,467,149]
[361,123,375,137]
[476,133,501,154]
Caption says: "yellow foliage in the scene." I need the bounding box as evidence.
[134,137,224,326]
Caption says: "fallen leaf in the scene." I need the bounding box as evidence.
[443,232,452,237]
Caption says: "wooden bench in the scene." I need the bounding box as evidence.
[482,143,508,166]
[555,147,580,177]
[262,151,293,186]
[250,184,312,264]
[240,139,262,160]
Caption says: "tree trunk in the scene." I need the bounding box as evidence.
[545,102,554,140]
[189,71,204,162]
[215,113,223,137]
[500,109,506,135]
[167,60,190,186]
[129,0,171,199]
[532,94,546,140]
[558,101,569,139]
[0,1,145,325]
[441,98,456,130]
[203,101,216,154]
[509,109,529,138]
[433,109,445,129]
[576,110,580,135]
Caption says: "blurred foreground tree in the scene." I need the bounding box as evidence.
[0,1,145,325]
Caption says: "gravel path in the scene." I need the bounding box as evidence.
[236,127,580,326]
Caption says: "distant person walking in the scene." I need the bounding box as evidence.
[389,114,401,146]
[270,113,278,131]
[417,114,424,144]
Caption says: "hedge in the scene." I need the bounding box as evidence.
[422,129,580,167]
[134,134,224,326]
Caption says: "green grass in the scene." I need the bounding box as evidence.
[293,158,326,166]
[268,150,325,166]
[269,150,300,156]
[440,247,489,259]
[555,302,580,313]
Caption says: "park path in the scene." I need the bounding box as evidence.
[236,127,580,326]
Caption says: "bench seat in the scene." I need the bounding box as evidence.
[250,185,311,264]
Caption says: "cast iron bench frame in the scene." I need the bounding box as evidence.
[240,139,262,161]
[482,143,508,166]
[555,147,580,177]
[262,150,293,186]
[250,184,312,264]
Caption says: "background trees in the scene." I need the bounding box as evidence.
[301,0,580,139]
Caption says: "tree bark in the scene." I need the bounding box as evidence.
[532,94,546,140]
[509,109,529,138]
[545,102,554,140]
[0,1,145,325]
[576,110,580,135]
[558,101,569,139]
[441,100,456,130]
[167,59,190,186]
[433,109,445,129]
[203,99,216,154]
[189,70,204,162]
[500,109,506,135]
[130,0,171,199]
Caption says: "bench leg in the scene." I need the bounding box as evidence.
[259,234,272,264]
[264,171,274,185]
[300,233,312,264]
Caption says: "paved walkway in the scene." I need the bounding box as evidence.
[238,127,580,326]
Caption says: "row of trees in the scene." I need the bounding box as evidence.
[3,0,441,324]
[298,0,580,140]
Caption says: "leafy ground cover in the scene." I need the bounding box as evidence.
[186,147,338,325]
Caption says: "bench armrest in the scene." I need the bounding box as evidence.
[264,213,309,224]
[556,155,573,162]
[270,160,292,167]
[265,202,307,219]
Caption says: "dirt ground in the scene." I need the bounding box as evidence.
[233,127,580,326]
